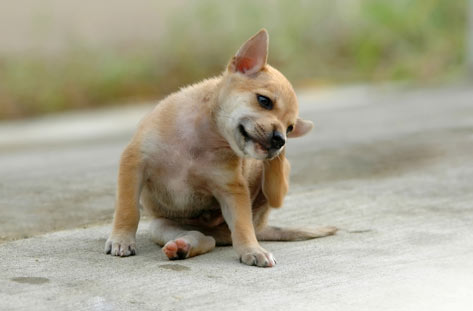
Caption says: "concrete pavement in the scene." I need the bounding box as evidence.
[1,84,473,310]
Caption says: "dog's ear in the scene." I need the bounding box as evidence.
[262,150,290,208]
[288,118,313,138]
[228,29,268,75]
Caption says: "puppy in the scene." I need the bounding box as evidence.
[105,29,336,267]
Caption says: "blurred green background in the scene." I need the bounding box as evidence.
[0,0,468,119]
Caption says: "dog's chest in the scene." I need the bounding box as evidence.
[145,143,224,216]
[141,103,233,216]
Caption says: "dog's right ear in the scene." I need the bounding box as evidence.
[228,29,268,75]
[288,118,313,138]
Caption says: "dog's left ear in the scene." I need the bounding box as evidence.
[228,29,268,75]
[288,118,313,138]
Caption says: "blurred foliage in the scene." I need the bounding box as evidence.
[0,0,468,119]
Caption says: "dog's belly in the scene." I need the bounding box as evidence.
[143,175,219,219]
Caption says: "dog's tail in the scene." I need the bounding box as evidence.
[256,226,337,241]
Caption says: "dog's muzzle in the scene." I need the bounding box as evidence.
[238,123,285,158]
[270,131,285,149]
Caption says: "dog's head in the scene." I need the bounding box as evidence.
[216,29,313,160]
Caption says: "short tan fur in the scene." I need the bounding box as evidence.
[105,29,336,267]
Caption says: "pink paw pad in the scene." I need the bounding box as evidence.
[163,239,191,260]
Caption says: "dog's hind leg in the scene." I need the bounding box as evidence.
[198,219,337,244]
[150,218,216,260]
[199,224,233,246]
[256,225,337,241]
[252,201,337,241]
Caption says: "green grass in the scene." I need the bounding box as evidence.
[0,0,467,119]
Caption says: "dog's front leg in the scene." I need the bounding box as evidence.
[105,144,144,257]
[215,179,276,267]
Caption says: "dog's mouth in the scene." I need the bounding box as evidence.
[238,123,271,155]
[238,124,251,142]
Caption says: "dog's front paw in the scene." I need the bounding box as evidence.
[239,246,276,267]
[105,233,136,257]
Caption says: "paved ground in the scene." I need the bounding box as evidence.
[1,84,472,310]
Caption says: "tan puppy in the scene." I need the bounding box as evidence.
[105,29,336,267]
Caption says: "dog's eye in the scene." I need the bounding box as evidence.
[287,125,294,134]
[256,94,273,110]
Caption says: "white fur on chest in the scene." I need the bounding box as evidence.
[140,105,229,216]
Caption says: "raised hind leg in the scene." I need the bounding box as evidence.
[149,218,216,260]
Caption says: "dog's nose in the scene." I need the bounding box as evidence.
[270,131,285,149]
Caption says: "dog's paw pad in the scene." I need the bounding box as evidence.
[163,239,191,260]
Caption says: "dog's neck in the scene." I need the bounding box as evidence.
[180,75,238,161]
